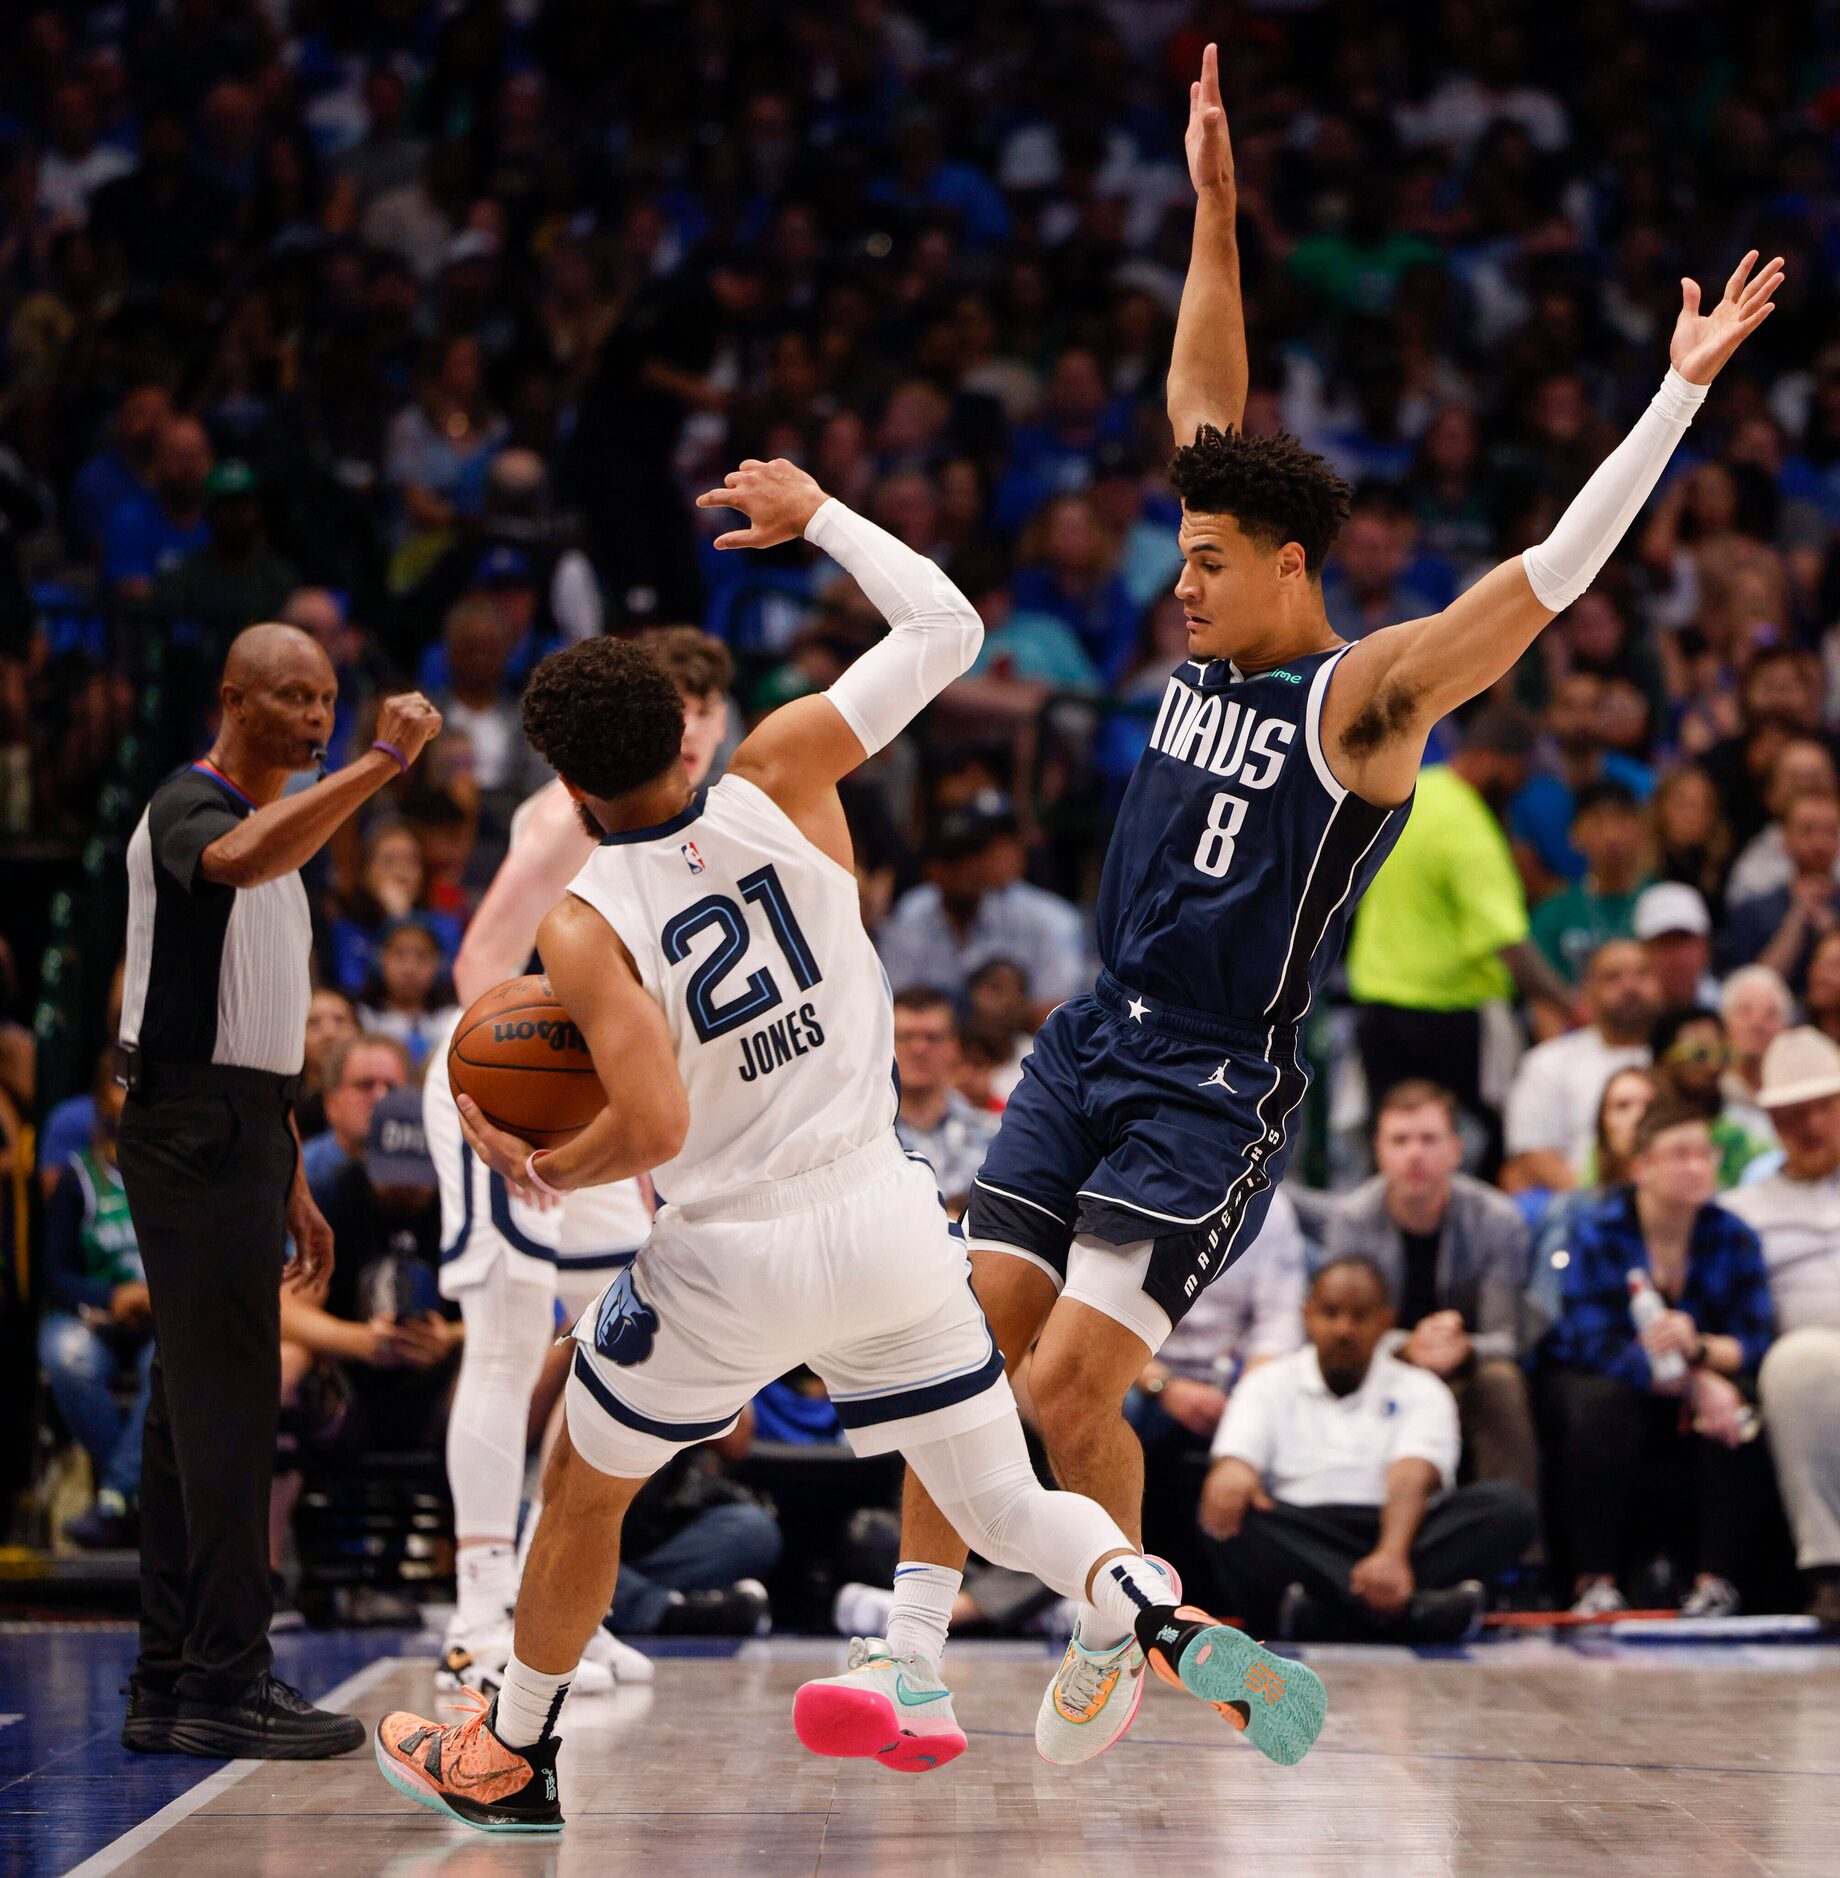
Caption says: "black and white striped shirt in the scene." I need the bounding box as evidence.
[119,763,312,1076]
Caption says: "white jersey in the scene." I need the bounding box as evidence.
[564,774,897,1210]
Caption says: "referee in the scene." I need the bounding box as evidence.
[115,622,441,1758]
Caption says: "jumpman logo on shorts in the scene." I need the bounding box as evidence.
[1198,1061,1237,1093]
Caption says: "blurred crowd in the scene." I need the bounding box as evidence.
[7,0,1840,1633]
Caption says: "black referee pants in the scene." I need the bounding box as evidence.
[118,1070,295,1704]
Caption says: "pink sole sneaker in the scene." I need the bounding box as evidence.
[792,1685,966,1774]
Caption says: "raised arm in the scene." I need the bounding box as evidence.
[696,458,982,858]
[1166,42,1247,445]
[200,693,443,888]
[1322,252,1784,807]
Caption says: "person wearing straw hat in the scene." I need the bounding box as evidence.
[1723,1027,1840,1628]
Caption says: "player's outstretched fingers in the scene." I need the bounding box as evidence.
[1722,248,1759,300]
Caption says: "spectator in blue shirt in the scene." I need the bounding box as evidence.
[1009,493,1140,682]
[1320,487,1446,641]
[68,384,173,557]
[299,1033,411,1208]
[1536,1095,1778,1619]
[869,115,1011,251]
[101,414,212,598]
[1512,673,1655,885]
[994,348,1133,531]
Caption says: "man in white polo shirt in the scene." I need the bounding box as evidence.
[1197,1257,1538,1641]
[1721,1027,1840,1629]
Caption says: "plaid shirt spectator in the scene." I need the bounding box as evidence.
[1538,1187,1776,1390]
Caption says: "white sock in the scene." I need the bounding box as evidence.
[494,1650,571,1748]
[456,1542,518,1633]
[883,1561,961,1668]
[1083,1554,1177,1651]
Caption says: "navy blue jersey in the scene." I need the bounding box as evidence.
[1096,644,1409,1025]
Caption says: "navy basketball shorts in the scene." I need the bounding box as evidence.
[966,971,1306,1350]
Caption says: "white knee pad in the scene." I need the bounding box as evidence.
[447,1266,561,1541]
[901,1413,1131,1601]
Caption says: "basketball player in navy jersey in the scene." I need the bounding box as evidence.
[802,43,1787,1767]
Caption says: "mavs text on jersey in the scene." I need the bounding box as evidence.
[968,643,1410,1331]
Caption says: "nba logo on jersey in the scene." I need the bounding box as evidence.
[681,840,706,874]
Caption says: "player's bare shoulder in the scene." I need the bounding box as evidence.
[538,885,643,985]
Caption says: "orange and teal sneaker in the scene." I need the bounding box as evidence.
[1137,1603,1327,1767]
[374,1689,564,1833]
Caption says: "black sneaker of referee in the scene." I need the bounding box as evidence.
[168,1672,366,1759]
[120,1678,181,1753]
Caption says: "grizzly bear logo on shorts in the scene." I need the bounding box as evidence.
[592,1268,658,1367]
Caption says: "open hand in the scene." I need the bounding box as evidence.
[1184,41,1235,198]
[1670,251,1784,386]
[695,458,828,550]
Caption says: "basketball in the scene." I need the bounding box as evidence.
[447,975,605,1146]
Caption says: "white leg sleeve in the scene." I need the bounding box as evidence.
[447,1266,558,1542]
[805,499,983,756]
[1521,368,1708,612]
[900,1413,1133,1605]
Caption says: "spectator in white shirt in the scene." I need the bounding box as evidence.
[1502,938,1659,1193]
[877,792,1089,1013]
[1723,1027,1840,1629]
[1197,1257,1537,1642]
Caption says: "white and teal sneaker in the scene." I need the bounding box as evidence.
[1034,1555,1180,1768]
[792,1637,966,1773]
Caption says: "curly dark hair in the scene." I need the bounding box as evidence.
[521,637,684,801]
[1167,426,1353,574]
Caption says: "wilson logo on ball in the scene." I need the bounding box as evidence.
[491,1018,586,1053]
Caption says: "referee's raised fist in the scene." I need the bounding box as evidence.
[375,691,444,764]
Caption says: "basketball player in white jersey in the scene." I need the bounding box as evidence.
[375,462,1327,1832]
[427,630,733,1695]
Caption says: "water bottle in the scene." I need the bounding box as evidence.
[1627,1269,1687,1383]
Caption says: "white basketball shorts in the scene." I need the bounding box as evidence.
[565,1134,1012,1478]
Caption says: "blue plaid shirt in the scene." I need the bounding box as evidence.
[1536,1187,1776,1390]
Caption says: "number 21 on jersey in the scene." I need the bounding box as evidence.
[1194,791,1248,878]
[661,863,824,1044]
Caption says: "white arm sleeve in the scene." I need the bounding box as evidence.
[805,498,984,756]
[1520,367,1708,613]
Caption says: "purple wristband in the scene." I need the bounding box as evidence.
[371,739,409,775]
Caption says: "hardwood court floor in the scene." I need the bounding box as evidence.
[62,1636,1840,1877]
